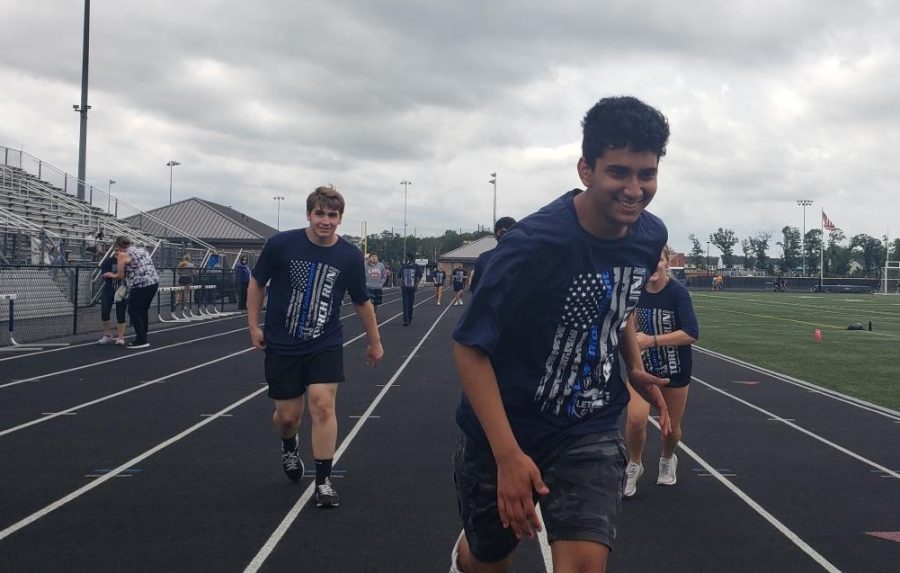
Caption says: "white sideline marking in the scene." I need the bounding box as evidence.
[695,346,900,421]
[535,505,553,571]
[0,347,255,438]
[0,387,268,542]
[694,376,900,480]
[243,302,453,573]
[646,417,841,573]
[0,313,245,363]
[0,325,251,389]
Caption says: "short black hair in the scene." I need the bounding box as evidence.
[581,96,670,167]
[494,216,516,236]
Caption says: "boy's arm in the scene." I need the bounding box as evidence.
[355,301,383,367]
[622,315,672,435]
[454,342,548,540]
[247,279,266,349]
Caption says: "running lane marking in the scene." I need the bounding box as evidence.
[0,308,409,541]
[646,417,841,573]
[243,301,453,573]
[693,376,900,479]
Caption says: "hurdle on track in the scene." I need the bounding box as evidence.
[156,284,240,323]
[0,293,70,351]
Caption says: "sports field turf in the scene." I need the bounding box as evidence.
[691,290,900,411]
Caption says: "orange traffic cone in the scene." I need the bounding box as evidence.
[814,328,822,342]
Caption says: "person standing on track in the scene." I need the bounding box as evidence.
[469,217,516,293]
[434,267,446,305]
[399,253,422,326]
[176,254,195,310]
[97,245,128,346]
[104,236,159,349]
[449,96,673,573]
[624,245,699,497]
[247,185,383,508]
[365,253,387,316]
[450,263,468,306]
[235,255,251,310]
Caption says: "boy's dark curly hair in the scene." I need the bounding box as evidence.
[581,96,670,167]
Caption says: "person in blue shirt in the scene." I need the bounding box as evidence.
[433,268,447,305]
[469,217,516,293]
[247,186,383,509]
[450,96,673,573]
[450,264,469,306]
[234,256,251,310]
[398,253,423,326]
[624,246,699,497]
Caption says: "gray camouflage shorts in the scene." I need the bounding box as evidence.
[452,431,626,563]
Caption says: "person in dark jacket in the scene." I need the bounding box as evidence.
[398,253,423,326]
[234,256,251,310]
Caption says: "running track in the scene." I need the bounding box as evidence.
[0,287,897,572]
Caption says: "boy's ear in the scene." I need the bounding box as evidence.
[577,157,593,186]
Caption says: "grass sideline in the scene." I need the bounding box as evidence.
[691,290,900,411]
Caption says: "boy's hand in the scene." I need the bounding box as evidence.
[629,369,672,436]
[366,341,384,367]
[495,450,549,540]
[249,325,266,350]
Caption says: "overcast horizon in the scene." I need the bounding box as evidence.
[2,1,898,255]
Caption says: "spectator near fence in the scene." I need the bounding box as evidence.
[234,256,251,310]
[97,247,128,346]
[176,254,195,309]
[104,236,159,349]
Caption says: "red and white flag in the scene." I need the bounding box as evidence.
[822,211,836,232]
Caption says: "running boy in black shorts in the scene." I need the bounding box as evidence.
[450,96,673,572]
[248,186,383,508]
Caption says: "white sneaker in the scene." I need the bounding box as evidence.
[624,461,643,497]
[97,335,113,345]
[449,530,465,573]
[115,338,126,346]
[657,454,678,486]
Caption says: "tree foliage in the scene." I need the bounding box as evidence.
[709,228,738,268]
[777,226,801,272]
[688,234,705,268]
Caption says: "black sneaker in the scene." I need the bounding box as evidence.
[281,437,303,482]
[315,477,340,508]
[127,340,150,349]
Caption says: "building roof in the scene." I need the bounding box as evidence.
[123,197,277,241]
[439,236,496,263]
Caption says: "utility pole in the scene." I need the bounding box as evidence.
[401,180,411,257]
[797,199,813,276]
[489,172,497,229]
[74,0,92,201]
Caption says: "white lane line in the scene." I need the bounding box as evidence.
[695,346,900,421]
[0,313,245,363]
[243,302,454,573]
[0,325,251,390]
[0,347,256,438]
[694,376,900,480]
[0,387,268,542]
[647,417,841,573]
[535,505,553,571]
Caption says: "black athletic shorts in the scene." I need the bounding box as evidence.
[178,276,193,286]
[264,346,344,400]
[368,288,383,306]
[453,431,626,563]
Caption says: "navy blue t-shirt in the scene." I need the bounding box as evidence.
[252,229,369,356]
[100,256,119,292]
[635,280,698,385]
[453,190,667,458]
[400,262,421,288]
[470,247,496,292]
[433,270,446,286]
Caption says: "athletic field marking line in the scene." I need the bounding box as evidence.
[692,304,898,338]
[0,313,245,364]
[692,292,900,321]
[693,376,900,480]
[0,302,419,438]
[243,301,453,573]
[0,387,268,542]
[695,346,900,421]
[535,505,553,571]
[0,307,408,541]
[647,417,841,573]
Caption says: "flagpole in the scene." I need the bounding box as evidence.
[819,208,824,292]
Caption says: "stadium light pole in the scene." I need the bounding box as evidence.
[273,196,285,230]
[166,161,180,205]
[107,178,116,214]
[401,180,411,257]
[706,241,711,282]
[74,0,91,201]
[489,172,497,229]
[797,199,813,276]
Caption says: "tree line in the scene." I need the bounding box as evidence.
[688,227,900,277]
[342,228,492,270]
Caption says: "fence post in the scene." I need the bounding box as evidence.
[72,266,80,335]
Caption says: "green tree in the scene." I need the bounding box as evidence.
[825,229,850,276]
[777,226,801,273]
[709,228,738,268]
[849,234,885,276]
[748,232,771,271]
[688,234,705,268]
[803,229,822,275]
[741,238,755,272]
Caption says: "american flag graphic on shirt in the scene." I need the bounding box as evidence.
[637,307,681,377]
[285,259,340,340]
[534,267,646,418]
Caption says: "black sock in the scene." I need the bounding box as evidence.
[282,436,297,452]
[315,458,333,486]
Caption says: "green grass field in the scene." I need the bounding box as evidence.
[691,291,900,411]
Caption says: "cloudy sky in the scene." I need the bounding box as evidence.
[1,0,898,255]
